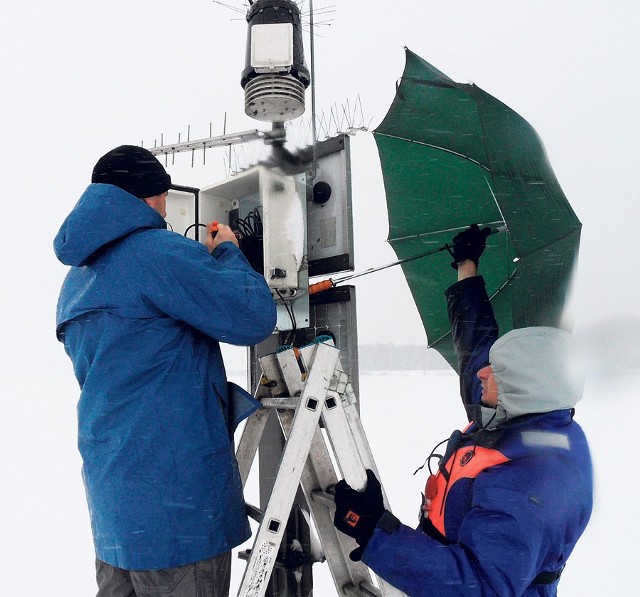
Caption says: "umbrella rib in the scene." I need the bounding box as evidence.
[427,330,452,350]
[489,267,518,301]
[391,220,504,243]
[481,173,510,233]
[516,227,582,259]
[375,132,491,172]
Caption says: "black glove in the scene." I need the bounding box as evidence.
[449,223,492,269]
[333,469,385,561]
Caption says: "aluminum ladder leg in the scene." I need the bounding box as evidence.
[235,341,406,597]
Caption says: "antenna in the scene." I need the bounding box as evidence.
[146,128,276,160]
[212,1,336,29]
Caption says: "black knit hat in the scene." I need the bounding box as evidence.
[91,145,171,199]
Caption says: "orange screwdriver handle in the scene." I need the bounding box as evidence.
[308,279,335,295]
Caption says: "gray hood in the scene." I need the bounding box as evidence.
[483,327,583,429]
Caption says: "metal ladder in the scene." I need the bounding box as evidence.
[235,339,406,597]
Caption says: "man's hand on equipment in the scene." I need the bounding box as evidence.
[333,469,385,561]
[205,221,239,253]
[449,223,492,269]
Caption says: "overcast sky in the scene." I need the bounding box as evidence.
[2,0,639,366]
[1,1,638,594]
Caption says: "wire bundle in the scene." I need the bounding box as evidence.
[235,209,264,275]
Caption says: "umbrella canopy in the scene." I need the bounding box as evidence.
[374,48,581,369]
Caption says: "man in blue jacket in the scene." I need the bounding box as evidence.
[333,225,593,596]
[54,145,277,597]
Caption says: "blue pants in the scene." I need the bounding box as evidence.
[95,552,231,597]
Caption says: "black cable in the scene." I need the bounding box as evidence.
[275,289,297,345]
[234,209,264,274]
[235,208,263,239]
[276,289,296,330]
[413,436,449,476]
[184,223,208,237]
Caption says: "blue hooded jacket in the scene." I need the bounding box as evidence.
[54,184,277,570]
[362,277,593,596]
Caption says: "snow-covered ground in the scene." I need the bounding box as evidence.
[5,368,635,596]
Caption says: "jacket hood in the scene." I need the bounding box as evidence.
[54,183,166,266]
[487,327,583,427]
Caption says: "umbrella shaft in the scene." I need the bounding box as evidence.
[337,225,506,283]
[335,245,448,284]
[308,225,508,295]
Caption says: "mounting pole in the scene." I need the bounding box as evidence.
[309,0,318,179]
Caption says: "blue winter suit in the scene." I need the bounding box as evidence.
[362,276,593,596]
[54,183,277,571]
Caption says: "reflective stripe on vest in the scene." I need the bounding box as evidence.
[423,446,511,537]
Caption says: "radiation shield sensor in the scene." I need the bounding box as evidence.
[241,0,310,123]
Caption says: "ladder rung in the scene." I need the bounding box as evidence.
[358,581,383,597]
[237,343,406,597]
[260,396,299,410]
[340,582,382,597]
[245,502,263,523]
[237,549,290,572]
[310,489,336,509]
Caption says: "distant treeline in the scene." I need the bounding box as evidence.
[358,343,451,371]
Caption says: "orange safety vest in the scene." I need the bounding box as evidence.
[423,444,511,538]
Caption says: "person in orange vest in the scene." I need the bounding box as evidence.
[333,225,593,596]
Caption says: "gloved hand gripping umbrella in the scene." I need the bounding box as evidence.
[372,48,582,368]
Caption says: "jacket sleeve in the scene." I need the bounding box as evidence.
[445,276,498,410]
[141,235,277,346]
[363,460,557,597]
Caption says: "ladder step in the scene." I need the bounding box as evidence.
[310,488,336,509]
[236,342,406,597]
[260,396,299,409]
[245,503,263,524]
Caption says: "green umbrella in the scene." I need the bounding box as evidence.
[374,48,581,369]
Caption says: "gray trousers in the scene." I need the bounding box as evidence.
[95,552,231,597]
